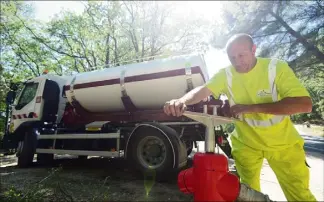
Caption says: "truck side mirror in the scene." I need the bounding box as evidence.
[6,91,16,105]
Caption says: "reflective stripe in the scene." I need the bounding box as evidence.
[225,68,235,106]
[268,59,278,102]
[267,59,286,125]
[245,115,285,128]
[225,59,287,127]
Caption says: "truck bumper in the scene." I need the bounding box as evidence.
[1,132,18,152]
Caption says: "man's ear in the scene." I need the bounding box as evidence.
[251,44,257,55]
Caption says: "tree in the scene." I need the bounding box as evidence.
[40,1,208,72]
[210,1,324,77]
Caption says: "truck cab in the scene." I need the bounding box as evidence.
[5,73,69,151]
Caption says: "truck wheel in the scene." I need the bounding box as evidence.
[128,127,174,176]
[16,130,37,168]
[37,153,54,166]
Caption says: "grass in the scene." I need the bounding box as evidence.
[0,158,192,202]
[1,167,61,202]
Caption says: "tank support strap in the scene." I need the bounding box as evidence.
[185,62,193,92]
[69,76,77,104]
[120,68,137,112]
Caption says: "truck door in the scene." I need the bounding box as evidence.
[41,80,60,123]
[12,81,41,127]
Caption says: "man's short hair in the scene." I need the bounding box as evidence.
[225,33,254,51]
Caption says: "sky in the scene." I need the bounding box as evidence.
[30,1,230,77]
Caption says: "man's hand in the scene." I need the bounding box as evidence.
[163,99,187,117]
[230,104,253,117]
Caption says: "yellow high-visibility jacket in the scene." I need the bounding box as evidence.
[206,57,310,151]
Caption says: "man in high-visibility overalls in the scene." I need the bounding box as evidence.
[163,33,317,201]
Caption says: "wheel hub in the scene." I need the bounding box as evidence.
[137,136,166,169]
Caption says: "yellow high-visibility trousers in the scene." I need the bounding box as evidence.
[231,137,317,201]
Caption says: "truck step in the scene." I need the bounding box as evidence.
[36,149,122,157]
[37,133,120,139]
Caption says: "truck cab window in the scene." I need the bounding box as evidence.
[15,82,39,110]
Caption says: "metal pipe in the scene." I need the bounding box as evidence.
[203,105,215,153]
[213,106,218,115]
[37,133,120,139]
[203,105,208,114]
[205,123,215,153]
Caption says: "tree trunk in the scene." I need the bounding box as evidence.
[112,36,119,66]
[105,34,110,66]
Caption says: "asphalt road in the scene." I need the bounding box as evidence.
[302,134,324,153]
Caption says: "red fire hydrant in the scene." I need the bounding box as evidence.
[180,107,273,202]
[178,152,240,201]
[179,105,241,201]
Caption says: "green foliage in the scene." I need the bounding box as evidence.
[2,186,46,202]
[1,167,63,202]
[291,75,324,124]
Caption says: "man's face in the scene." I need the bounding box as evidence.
[227,41,256,73]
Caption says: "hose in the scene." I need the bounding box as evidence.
[237,183,274,202]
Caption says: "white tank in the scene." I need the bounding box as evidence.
[65,54,209,113]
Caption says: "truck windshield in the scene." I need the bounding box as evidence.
[15,82,39,110]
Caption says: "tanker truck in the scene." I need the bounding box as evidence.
[2,53,232,177]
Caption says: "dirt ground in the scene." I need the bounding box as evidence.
[0,155,194,202]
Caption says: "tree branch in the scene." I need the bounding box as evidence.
[12,39,40,76]
[15,52,38,76]
[253,31,287,38]
[91,50,97,67]
[78,37,93,68]
[269,10,324,63]
[74,58,79,73]
[112,36,119,65]
[15,14,85,59]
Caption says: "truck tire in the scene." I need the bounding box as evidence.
[37,153,54,166]
[127,124,187,180]
[16,130,37,168]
